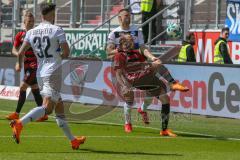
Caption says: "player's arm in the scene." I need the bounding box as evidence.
[114,53,134,102]
[15,53,24,72]
[12,46,23,72]
[12,32,21,56]
[115,69,131,89]
[115,69,134,103]
[106,43,118,60]
[16,41,31,72]
[140,45,162,63]
[60,42,70,59]
[56,27,69,59]
[138,29,161,63]
[12,46,19,56]
[114,53,132,90]
[106,31,118,60]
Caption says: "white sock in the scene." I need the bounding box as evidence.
[124,103,132,124]
[20,106,45,125]
[141,98,152,112]
[56,115,75,141]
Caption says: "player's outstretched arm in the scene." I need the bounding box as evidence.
[115,69,133,102]
[140,45,162,64]
[60,42,70,59]
[115,69,130,88]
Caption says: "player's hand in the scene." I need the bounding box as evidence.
[152,57,162,64]
[151,57,161,71]
[15,63,21,72]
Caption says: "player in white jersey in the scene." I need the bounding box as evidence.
[10,2,86,150]
[108,25,144,51]
[106,9,188,135]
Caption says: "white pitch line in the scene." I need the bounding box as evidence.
[0,135,239,141]
[88,120,219,138]
[1,109,240,141]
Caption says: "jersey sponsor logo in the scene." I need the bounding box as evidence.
[130,31,136,36]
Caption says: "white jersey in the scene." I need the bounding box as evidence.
[24,21,67,77]
[108,25,144,49]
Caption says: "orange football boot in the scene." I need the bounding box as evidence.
[6,112,19,120]
[36,115,48,122]
[71,136,86,150]
[10,119,23,144]
[137,108,149,124]
[170,82,189,92]
[160,129,177,137]
[124,123,132,133]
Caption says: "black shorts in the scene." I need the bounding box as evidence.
[23,68,38,86]
[132,71,167,97]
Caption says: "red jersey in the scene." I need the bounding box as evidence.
[13,31,37,70]
[114,49,152,82]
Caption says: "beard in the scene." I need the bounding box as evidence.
[123,18,130,26]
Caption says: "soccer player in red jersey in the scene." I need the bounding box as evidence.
[114,34,186,136]
[108,9,188,135]
[6,11,47,122]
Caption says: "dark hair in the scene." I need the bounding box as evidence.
[40,2,56,15]
[221,27,229,33]
[118,8,130,14]
[185,32,194,41]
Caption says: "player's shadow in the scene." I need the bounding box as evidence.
[177,133,213,138]
[171,133,233,141]
[26,150,183,157]
[80,148,183,157]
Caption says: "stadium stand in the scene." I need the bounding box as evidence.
[191,0,226,28]
[0,0,227,56]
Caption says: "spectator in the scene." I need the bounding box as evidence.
[213,27,233,64]
[141,0,161,44]
[178,32,196,62]
[129,0,141,14]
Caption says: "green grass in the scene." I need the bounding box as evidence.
[0,99,240,160]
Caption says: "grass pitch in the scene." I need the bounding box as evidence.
[0,99,240,160]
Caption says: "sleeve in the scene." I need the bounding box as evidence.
[108,31,116,45]
[186,46,196,62]
[24,31,31,44]
[138,30,145,46]
[114,53,126,70]
[55,27,67,44]
[13,32,21,47]
[220,43,233,64]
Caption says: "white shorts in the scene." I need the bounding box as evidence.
[37,74,62,102]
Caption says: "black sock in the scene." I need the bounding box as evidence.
[15,90,26,113]
[161,103,170,131]
[158,65,175,83]
[32,89,43,106]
